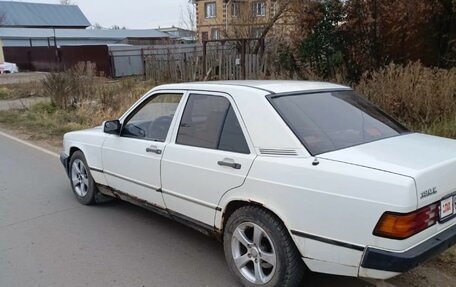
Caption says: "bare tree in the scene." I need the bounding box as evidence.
[59,0,75,5]
[110,25,127,30]
[179,1,196,31]
[257,0,293,37]
[252,0,294,52]
[89,22,104,30]
[215,0,294,52]
[219,0,293,38]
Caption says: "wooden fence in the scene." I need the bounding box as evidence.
[109,43,291,81]
[144,49,265,82]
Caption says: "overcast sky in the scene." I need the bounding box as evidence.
[21,0,191,29]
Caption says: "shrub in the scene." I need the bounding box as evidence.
[41,62,97,109]
[356,62,456,138]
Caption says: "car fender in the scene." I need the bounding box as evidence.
[64,127,107,185]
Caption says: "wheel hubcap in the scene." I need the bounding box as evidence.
[231,222,277,284]
[71,159,89,197]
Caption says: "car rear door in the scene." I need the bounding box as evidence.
[161,92,256,225]
[101,92,184,208]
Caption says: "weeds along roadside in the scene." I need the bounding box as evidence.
[355,63,456,139]
[0,63,153,140]
[0,61,455,141]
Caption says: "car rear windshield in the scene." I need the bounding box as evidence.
[269,90,409,155]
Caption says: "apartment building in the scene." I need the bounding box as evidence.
[194,0,280,42]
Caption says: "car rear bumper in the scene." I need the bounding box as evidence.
[361,223,456,273]
[60,152,70,177]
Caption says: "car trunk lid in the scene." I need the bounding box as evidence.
[320,133,456,209]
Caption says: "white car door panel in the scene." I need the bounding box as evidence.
[162,146,255,224]
[102,93,184,208]
[161,92,256,225]
[102,137,166,206]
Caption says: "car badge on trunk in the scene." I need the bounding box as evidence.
[420,187,437,199]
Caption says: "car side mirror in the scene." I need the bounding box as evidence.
[103,120,121,135]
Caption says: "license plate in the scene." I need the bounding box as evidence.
[440,196,455,220]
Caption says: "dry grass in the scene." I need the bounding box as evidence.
[0,81,44,100]
[75,78,148,127]
[0,61,455,141]
[356,62,456,138]
[41,62,99,109]
[0,75,155,140]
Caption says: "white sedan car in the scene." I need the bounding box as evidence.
[61,81,456,287]
[0,62,19,74]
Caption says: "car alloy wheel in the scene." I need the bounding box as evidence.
[231,222,277,284]
[71,159,89,197]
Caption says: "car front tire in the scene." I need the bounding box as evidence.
[69,151,97,205]
[223,206,305,287]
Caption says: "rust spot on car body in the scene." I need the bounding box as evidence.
[97,184,222,239]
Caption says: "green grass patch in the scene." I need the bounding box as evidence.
[0,87,11,100]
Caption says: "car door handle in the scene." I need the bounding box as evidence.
[218,160,242,170]
[146,146,162,154]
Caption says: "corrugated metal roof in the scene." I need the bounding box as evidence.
[0,28,170,39]
[0,1,91,28]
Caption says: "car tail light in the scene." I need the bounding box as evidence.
[373,203,438,239]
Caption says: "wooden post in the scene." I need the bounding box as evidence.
[183,52,187,82]
[141,48,146,79]
[259,38,265,59]
[241,39,246,80]
[166,47,171,80]
[219,41,225,80]
[202,41,207,79]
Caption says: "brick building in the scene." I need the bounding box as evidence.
[194,0,281,42]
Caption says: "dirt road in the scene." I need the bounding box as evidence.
[0,97,50,111]
[0,72,48,85]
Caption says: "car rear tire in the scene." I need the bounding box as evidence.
[223,206,305,287]
[69,151,98,205]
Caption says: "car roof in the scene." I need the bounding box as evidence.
[156,80,351,95]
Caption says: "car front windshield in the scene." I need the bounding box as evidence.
[269,90,409,155]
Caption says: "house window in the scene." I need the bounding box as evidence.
[231,2,240,17]
[205,2,216,18]
[253,1,266,17]
[211,28,220,40]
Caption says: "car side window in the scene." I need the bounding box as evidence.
[218,106,250,154]
[121,93,182,142]
[176,94,250,154]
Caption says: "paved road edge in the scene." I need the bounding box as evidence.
[0,130,59,158]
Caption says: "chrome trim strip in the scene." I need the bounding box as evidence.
[161,188,221,211]
[291,230,365,251]
[92,168,160,191]
[89,167,103,173]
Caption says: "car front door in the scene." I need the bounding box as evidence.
[101,92,184,208]
[161,92,256,225]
